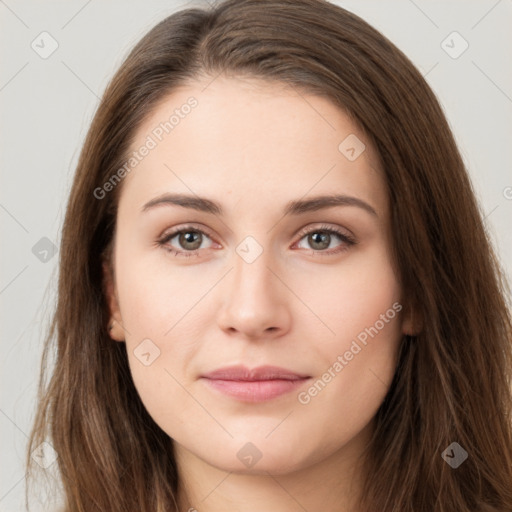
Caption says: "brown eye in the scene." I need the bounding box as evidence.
[307,231,331,251]
[158,226,215,256]
[176,230,203,250]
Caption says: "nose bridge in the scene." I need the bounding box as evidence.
[231,236,278,303]
[216,235,290,337]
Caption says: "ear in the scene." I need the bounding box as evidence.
[102,259,125,342]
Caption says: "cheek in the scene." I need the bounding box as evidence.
[115,243,213,337]
[114,250,216,426]
[295,244,403,408]
[292,243,402,345]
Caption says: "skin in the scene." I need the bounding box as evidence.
[103,75,416,512]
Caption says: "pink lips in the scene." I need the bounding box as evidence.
[200,365,311,402]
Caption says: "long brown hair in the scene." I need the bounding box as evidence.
[26,0,512,510]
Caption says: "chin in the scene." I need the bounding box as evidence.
[197,436,313,476]
[213,453,308,476]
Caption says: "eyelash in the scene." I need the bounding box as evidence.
[156,223,357,258]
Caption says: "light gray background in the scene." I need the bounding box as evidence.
[1,0,511,510]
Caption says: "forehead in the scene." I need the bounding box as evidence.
[118,75,386,219]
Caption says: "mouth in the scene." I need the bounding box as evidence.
[200,365,311,402]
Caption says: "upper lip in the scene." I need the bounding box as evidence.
[201,365,310,381]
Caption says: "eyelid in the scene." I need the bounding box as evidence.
[159,221,218,239]
[293,223,355,243]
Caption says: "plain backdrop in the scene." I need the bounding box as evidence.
[1,0,511,510]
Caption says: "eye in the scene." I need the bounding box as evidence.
[157,223,356,258]
[157,225,216,258]
[293,224,356,255]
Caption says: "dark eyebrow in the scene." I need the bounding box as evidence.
[141,193,378,217]
[284,194,377,217]
[141,193,222,215]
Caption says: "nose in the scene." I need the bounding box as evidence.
[216,247,291,340]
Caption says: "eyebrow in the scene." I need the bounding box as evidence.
[141,193,378,217]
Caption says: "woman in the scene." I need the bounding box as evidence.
[26,0,512,510]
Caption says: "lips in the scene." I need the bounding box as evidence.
[200,365,311,402]
[201,365,310,381]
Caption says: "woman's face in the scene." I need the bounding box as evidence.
[104,75,413,475]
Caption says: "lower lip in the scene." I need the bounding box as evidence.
[201,378,309,402]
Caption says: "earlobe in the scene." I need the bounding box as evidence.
[108,319,125,341]
[102,260,125,342]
